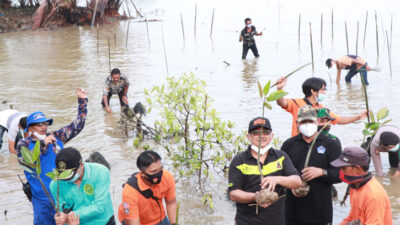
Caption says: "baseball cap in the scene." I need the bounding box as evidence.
[317,108,336,121]
[380,131,400,146]
[248,117,272,133]
[25,111,53,132]
[330,146,370,168]
[297,105,317,122]
[325,58,332,68]
[55,147,82,180]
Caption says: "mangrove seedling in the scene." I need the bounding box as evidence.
[46,168,73,215]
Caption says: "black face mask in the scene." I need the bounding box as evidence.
[318,125,331,132]
[144,170,163,184]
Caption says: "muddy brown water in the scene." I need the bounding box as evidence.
[0,0,399,224]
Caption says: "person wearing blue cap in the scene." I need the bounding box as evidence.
[16,88,88,225]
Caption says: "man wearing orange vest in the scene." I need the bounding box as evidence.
[275,77,368,136]
[331,146,393,225]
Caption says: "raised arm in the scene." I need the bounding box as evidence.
[275,77,289,109]
[53,88,88,144]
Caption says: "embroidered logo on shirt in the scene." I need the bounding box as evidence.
[84,184,94,195]
[317,146,326,154]
[123,202,130,214]
[276,161,282,169]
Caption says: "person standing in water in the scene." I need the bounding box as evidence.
[239,18,263,59]
[101,68,130,113]
[325,55,371,85]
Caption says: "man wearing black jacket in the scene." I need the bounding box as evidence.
[281,105,342,225]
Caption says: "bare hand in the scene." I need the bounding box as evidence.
[76,88,88,99]
[54,212,67,225]
[291,188,302,197]
[260,176,280,191]
[392,170,400,178]
[105,107,112,113]
[122,96,129,105]
[358,110,368,120]
[44,134,57,146]
[259,32,263,36]
[259,202,271,208]
[301,167,324,181]
[276,76,287,90]
[66,212,80,225]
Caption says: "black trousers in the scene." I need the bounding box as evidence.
[101,92,126,107]
[389,151,399,168]
[242,44,259,59]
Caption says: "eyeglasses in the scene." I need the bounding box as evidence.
[32,122,50,127]
[252,130,271,136]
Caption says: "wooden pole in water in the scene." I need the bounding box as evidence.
[375,10,379,57]
[180,13,185,42]
[145,18,150,48]
[386,31,392,77]
[125,21,130,48]
[114,33,116,46]
[298,14,301,46]
[356,21,359,55]
[363,11,368,48]
[345,22,349,54]
[210,9,215,38]
[390,14,393,54]
[161,27,169,76]
[309,23,314,73]
[320,13,323,46]
[91,0,98,27]
[194,4,197,38]
[108,37,111,72]
[331,8,334,42]
[96,23,99,55]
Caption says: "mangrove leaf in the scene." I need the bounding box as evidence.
[377,107,389,121]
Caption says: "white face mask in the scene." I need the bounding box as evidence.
[247,24,252,28]
[33,131,47,141]
[388,144,400,152]
[299,123,318,137]
[251,143,272,155]
[19,129,24,138]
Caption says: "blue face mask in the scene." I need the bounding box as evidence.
[388,144,400,152]
[68,165,82,183]
[317,93,326,102]
[247,24,252,28]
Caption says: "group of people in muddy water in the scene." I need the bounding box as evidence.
[0,17,397,225]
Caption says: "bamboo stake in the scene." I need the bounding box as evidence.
[108,37,111,72]
[145,18,150,48]
[386,31,392,77]
[91,0,98,27]
[180,13,185,42]
[375,10,379,57]
[360,74,370,123]
[345,22,349,54]
[194,4,197,38]
[125,21,130,48]
[96,23,99,55]
[125,1,131,18]
[161,27,169,76]
[114,33,116,46]
[129,0,143,17]
[320,13,323,47]
[380,14,386,47]
[210,9,215,38]
[331,8,334,42]
[356,21,359,55]
[309,23,314,73]
[363,11,368,48]
[390,14,393,54]
[298,14,301,46]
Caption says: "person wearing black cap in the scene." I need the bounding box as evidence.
[281,105,342,225]
[16,88,88,225]
[369,126,400,177]
[228,117,301,225]
[331,146,393,225]
[325,55,370,85]
[50,147,114,225]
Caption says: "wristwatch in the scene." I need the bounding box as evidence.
[323,169,328,176]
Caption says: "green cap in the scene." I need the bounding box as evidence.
[297,105,317,122]
[317,108,336,121]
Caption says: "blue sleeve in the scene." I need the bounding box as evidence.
[53,98,88,144]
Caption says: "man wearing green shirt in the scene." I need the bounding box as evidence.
[50,147,115,225]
